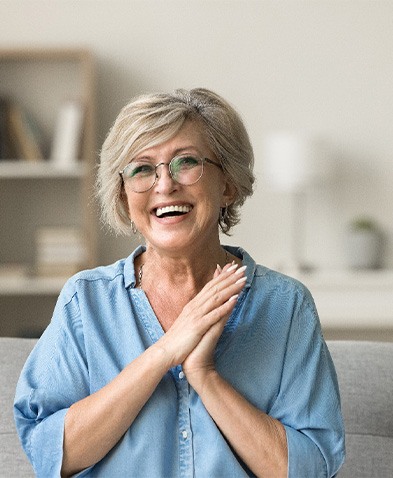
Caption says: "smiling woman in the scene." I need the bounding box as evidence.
[97,88,254,236]
[14,88,345,478]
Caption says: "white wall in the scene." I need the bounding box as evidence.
[1,0,392,270]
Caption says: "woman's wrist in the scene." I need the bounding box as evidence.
[186,366,220,395]
[148,341,175,373]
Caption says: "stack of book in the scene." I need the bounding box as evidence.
[35,227,87,278]
[0,263,29,288]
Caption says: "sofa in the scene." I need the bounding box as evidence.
[1,337,392,477]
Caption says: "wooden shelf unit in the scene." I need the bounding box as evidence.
[0,48,97,337]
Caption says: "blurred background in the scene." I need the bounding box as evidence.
[0,0,392,339]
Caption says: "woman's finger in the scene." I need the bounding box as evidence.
[190,264,247,313]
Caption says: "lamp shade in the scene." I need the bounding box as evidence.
[263,131,331,192]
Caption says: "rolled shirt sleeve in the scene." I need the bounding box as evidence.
[14,282,90,477]
[271,289,345,477]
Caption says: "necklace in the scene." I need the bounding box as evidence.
[138,263,144,289]
[137,249,230,290]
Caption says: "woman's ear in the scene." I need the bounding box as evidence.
[222,179,237,207]
[119,187,130,218]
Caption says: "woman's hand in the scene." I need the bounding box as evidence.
[182,263,245,390]
[155,262,247,370]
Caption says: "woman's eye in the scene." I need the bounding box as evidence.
[176,156,199,169]
[129,164,154,177]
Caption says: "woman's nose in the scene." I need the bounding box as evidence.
[154,163,178,192]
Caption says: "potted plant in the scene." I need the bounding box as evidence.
[345,216,382,269]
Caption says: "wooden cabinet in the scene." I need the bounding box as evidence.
[0,48,96,337]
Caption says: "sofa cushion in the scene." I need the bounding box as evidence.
[327,340,393,478]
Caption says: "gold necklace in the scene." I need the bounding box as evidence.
[138,263,144,289]
[138,249,230,290]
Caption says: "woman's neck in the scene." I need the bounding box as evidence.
[134,243,241,332]
[136,243,230,293]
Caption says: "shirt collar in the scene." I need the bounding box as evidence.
[124,245,146,288]
[124,244,257,290]
[223,245,256,290]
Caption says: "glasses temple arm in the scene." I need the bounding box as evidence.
[204,158,223,170]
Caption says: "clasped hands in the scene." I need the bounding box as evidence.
[156,262,247,392]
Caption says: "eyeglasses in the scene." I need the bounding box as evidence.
[119,155,222,193]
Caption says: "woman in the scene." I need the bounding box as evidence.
[15,88,345,477]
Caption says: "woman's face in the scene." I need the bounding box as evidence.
[122,120,234,255]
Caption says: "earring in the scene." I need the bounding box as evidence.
[130,220,137,234]
[219,203,228,224]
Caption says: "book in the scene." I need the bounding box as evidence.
[50,100,84,169]
[0,97,15,160]
[8,102,45,161]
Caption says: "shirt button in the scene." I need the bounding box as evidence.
[181,430,188,439]
[179,371,185,379]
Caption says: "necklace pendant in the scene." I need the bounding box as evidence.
[138,264,143,289]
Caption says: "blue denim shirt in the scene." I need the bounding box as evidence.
[14,246,345,477]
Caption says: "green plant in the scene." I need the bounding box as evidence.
[350,216,378,231]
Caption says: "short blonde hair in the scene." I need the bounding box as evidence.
[96,88,255,235]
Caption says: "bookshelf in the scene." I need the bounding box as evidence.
[0,48,97,337]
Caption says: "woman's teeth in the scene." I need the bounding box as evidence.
[155,205,192,217]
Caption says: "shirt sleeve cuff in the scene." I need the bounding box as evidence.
[285,425,328,478]
[30,408,67,477]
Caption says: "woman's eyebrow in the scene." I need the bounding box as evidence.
[133,155,154,162]
[172,146,200,155]
[134,146,201,162]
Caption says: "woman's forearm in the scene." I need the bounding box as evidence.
[191,370,288,478]
[61,345,172,477]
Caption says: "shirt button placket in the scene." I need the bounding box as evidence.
[176,368,193,478]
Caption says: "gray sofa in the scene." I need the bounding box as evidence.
[1,338,392,477]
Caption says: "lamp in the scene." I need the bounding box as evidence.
[263,131,331,272]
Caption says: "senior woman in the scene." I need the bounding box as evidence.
[15,88,345,477]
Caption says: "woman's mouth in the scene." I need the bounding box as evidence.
[155,204,193,218]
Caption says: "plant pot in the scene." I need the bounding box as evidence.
[345,229,382,270]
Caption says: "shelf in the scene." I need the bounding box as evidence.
[286,269,393,330]
[0,160,86,178]
[0,275,68,295]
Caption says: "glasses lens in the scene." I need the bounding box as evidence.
[122,161,156,192]
[170,156,203,185]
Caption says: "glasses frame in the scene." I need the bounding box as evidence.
[119,155,223,193]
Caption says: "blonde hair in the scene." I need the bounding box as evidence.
[96,88,255,235]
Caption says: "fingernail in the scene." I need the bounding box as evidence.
[234,265,247,275]
[228,294,239,302]
[227,263,239,272]
[216,264,222,272]
[235,276,247,284]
